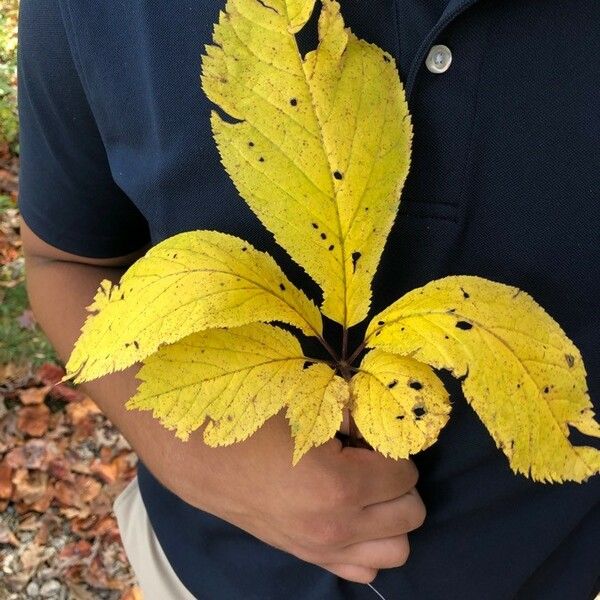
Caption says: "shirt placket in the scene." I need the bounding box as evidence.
[397,0,492,225]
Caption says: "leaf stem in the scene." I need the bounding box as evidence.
[347,338,367,366]
[316,333,340,362]
[342,327,348,361]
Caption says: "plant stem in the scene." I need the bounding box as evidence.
[342,327,348,361]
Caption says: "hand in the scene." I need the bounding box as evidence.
[170,409,426,584]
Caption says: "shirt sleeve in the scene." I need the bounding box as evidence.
[17,0,151,258]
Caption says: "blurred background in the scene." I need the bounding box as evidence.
[1,3,141,598]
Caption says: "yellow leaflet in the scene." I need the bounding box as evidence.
[64,231,322,384]
[350,350,450,460]
[286,363,348,464]
[201,0,411,327]
[366,276,600,483]
[128,323,342,458]
[285,0,315,32]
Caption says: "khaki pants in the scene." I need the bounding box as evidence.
[113,477,196,600]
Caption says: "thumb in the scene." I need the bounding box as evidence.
[338,409,364,439]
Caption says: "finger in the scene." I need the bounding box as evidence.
[342,448,419,506]
[338,409,351,435]
[328,534,410,570]
[350,488,426,543]
[319,562,378,584]
[338,409,364,438]
[308,490,426,556]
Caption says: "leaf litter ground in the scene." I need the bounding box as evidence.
[1,156,141,599]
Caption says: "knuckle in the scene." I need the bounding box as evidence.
[312,517,349,547]
[322,474,358,508]
[296,514,349,550]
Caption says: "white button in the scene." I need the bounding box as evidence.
[425,44,452,74]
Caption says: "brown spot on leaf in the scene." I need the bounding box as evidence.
[565,354,575,368]
[409,380,423,390]
[290,98,297,106]
[351,252,361,272]
[333,171,343,180]
[455,321,473,330]
[387,380,398,389]
[413,406,426,418]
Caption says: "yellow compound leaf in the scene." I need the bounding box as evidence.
[365,276,600,483]
[350,350,451,460]
[64,231,322,384]
[201,0,412,327]
[127,323,338,453]
[286,363,348,464]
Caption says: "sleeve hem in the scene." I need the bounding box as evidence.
[20,200,151,259]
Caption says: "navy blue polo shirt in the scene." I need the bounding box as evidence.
[18,0,600,598]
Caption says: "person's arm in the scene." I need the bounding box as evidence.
[17,0,426,582]
[21,218,426,583]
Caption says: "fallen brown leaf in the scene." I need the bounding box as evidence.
[48,456,76,482]
[27,485,54,512]
[18,384,51,405]
[53,480,83,508]
[17,404,50,437]
[59,539,93,561]
[67,396,101,425]
[121,585,144,600]
[5,439,57,470]
[12,469,49,505]
[0,461,14,499]
[36,362,65,385]
[77,475,102,504]
[33,520,49,546]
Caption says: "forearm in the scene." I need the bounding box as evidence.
[23,254,220,508]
